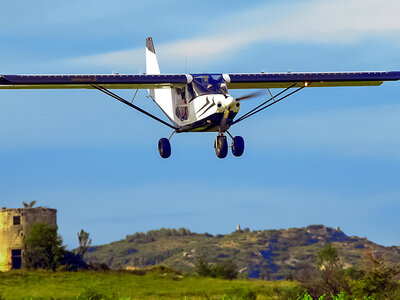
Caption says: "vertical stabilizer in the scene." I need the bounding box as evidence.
[145,37,175,122]
[146,37,160,75]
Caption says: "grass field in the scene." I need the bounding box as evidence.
[0,270,299,300]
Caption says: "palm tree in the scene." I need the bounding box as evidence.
[77,229,92,258]
[22,200,37,208]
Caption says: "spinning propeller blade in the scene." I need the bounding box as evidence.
[235,91,264,101]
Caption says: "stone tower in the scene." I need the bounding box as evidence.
[0,207,57,271]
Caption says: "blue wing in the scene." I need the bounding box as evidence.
[0,74,190,89]
[1,71,399,90]
[226,71,400,89]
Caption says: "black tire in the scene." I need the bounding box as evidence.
[232,136,245,157]
[158,138,171,158]
[215,135,228,159]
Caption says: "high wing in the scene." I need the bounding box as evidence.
[1,71,400,90]
[0,74,191,89]
[226,71,400,89]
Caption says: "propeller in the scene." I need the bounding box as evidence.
[235,90,264,101]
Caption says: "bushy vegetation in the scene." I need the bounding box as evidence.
[195,258,239,280]
[77,287,106,300]
[23,223,65,270]
[125,227,193,243]
[23,223,86,271]
[296,244,400,299]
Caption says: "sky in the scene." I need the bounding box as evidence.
[1,0,400,249]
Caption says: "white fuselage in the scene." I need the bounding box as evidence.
[172,93,240,132]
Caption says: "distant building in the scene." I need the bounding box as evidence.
[0,207,57,271]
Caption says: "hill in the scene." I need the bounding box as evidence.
[84,225,400,280]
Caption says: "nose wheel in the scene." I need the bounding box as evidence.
[214,133,245,158]
[215,135,228,159]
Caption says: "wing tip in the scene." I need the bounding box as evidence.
[0,75,11,85]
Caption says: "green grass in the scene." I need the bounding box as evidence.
[0,270,298,300]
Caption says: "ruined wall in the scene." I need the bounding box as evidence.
[0,207,57,271]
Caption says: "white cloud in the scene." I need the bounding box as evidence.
[64,0,400,70]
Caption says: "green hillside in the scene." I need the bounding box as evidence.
[85,225,400,280]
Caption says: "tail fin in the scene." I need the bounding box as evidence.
[145,37,160,75]
[145,37,174,122]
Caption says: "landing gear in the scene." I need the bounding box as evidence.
[214,133,245,158]
[214,135,228,159]
[231,136,245,157]
[158,138,171,158]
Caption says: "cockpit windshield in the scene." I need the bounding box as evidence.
[186,74,228,102]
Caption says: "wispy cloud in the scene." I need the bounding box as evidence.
[65,0,400,70]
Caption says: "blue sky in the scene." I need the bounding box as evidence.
[1,0,400,249]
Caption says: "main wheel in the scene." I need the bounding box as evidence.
[215,135,228,159]
[232,136,245,157]
[158,138,171,158]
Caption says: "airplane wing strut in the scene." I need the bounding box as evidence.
[232,83,306,125]
[93,85,178,130]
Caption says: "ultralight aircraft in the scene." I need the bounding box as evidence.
[1,37,399,158]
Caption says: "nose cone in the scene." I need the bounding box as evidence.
[213,94,240,113]
[217,95,233,107]
[223,95,240,111]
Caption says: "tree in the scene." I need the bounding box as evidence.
[317,244,349,295]
[77,229,92,258]
[23,223,65,270]
[350,251,400,298]
[317,243,339,268]
[297,244,349,298]
[22,200,37,208]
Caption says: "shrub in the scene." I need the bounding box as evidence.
[59,251,87,271]
[273,286,306,300]
[241,288,257,300]
[344,266,364,280]
[77,287,106,300]
[213,260,238,280]
[350,251,400,299]
[195,258,238,280]
[87,262,110,271]
[223,288,257,300]
[23,223,65,270]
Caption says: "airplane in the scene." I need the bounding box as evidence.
[1,37,400,159]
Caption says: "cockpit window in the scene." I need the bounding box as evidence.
[187,74,228,101]
[192,79,210,96]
